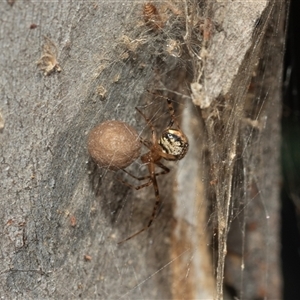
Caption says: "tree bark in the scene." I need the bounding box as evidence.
[0,1,287,299]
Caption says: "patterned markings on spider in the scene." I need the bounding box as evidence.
[118,92,189,244]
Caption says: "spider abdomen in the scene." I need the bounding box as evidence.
[159,128,189,160]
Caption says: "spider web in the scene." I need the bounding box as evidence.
[102,1,289,299]
[0,1,289,299]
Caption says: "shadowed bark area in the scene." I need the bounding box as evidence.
[0,1,286,299]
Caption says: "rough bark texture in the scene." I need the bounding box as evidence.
[0,1,286,299]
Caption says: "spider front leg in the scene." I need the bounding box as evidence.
[146,90,180,129]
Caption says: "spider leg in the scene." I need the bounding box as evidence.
[146,162,161,228]
[117,177,153,190]
[118,161,166,244]
[166,97,177,128]
[139,137,152,149]
[146,90,180,128]
[136,107,157,145]
[121,162,169,181]
[155,161,170,173]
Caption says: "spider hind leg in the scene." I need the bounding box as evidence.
[118,161,169,244]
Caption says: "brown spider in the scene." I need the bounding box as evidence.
[118,92,189,243]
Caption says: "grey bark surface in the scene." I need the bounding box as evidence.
[0,1,286,299]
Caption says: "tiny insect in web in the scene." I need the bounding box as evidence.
[118,91,189,244]
[143,2,163,30]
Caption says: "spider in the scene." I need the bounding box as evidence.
[118,92,189,243]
